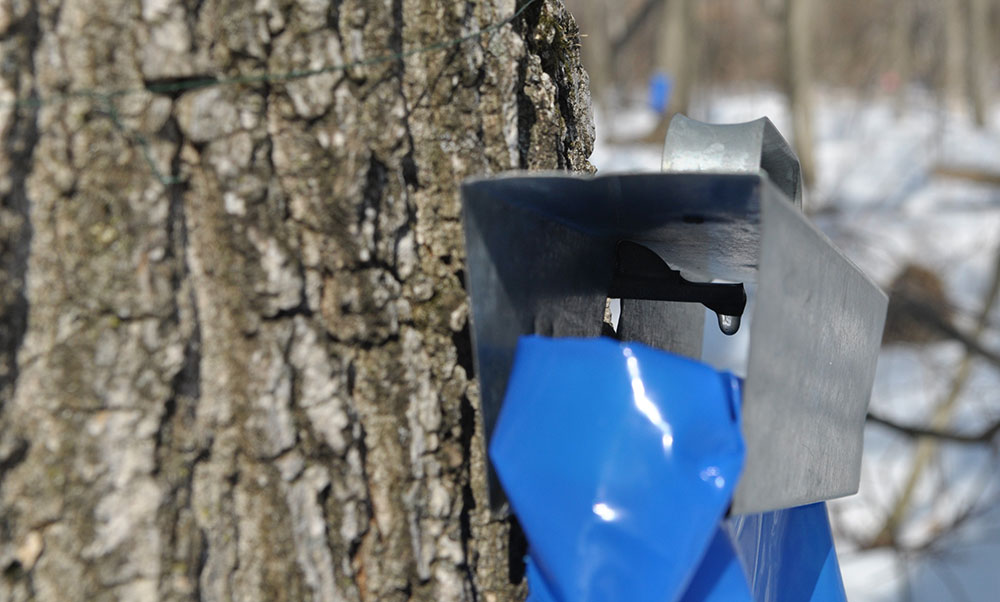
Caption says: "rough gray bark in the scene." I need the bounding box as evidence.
[0,1,593,600]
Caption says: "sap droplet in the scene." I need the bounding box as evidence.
[717,313,741,336]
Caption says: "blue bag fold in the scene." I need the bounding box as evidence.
[730,503,848,602]
[679,523,754,602]
[490,336,745,602]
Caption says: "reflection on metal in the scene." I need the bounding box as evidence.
[461,116,887,514]
[662,114,803,208]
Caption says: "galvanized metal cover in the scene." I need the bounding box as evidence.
[461,170,887,514]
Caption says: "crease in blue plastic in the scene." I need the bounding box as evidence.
[730,503,848,602]
[489,336,848,602]
[490,336,745,602]
[679,524,754,602]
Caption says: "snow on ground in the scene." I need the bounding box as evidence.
[593,88,1000,601]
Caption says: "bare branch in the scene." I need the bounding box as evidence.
[867,412,1000,444]
[933,165,1000,186]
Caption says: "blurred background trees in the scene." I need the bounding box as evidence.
[569,0,997,186]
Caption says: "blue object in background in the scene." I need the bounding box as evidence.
[648,72,674,113]
[490,336,848,602]
[490,336,745,602]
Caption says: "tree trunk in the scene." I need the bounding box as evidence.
[890,0,912,115]
[786,0,816,191]
[579,0,612,113]
[942,0,967,112]
[658,0,694,117]
[966,0,989,127]
[643,0,696,143]
[0,1,593,600]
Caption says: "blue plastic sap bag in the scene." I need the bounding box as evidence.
[678,524,755,602]
[729,503,848,602]
[490,336,848,602]
[490,336,745,602]
[681,504,847,602]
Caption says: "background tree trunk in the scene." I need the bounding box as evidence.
[658,0,694,118]
[786,0,816,191]
[942,0,968,112]
[0,1,593,600]
[966,0,990,127]
[890,0,912,115]
[579,0,612,114]
[643,0,696,143]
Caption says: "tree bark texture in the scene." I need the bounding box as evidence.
[0,0,594,600]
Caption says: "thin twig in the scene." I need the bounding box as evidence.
[867,412,1000,444]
